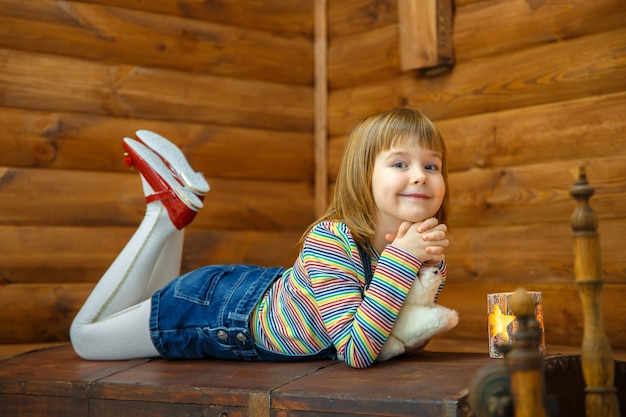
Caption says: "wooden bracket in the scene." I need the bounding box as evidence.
[397,0,455,73]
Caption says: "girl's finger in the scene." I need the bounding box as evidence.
[396,221,414,238]
[422,230,447,241]
[425,245,446,255]
[417,218,439,232]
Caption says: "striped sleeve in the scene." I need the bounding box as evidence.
[434,260,447,303]
[304,222,422,368]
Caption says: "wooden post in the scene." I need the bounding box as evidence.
[313,0,328,218]
[505,288,549,417]
[570,166,620,417]
[469,288,550,417]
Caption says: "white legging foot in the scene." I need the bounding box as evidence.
[71,299,158,360]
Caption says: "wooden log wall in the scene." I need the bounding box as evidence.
[0,0,315,345]
[1,0,625,356]
[327,0,626,350]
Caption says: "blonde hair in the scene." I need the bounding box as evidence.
[302,108,449,248]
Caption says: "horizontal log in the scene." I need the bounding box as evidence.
[449,154,626,227]
[77,0,314,36]
[440,92,626,172]
[0,168,314,231]
[0,0,313,85]
[0,225,301,285]
[182,229,302,271]
[328,91,626,179]
[328,0,626,88]
[191,174,315,231]
[0,283,90,343]
[328,27,626,135]
[328,0,397,39]
[445,218,626,286]
[0,49,314,132]
[437,282,626,348]
[454,0,626,62]
[328,25,401,89]
[0,226,130,285]
[0,107,313,181]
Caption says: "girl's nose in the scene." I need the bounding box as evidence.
[410,167,427,184]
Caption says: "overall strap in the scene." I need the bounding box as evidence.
[356,243,374,292]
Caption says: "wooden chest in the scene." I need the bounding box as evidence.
[0,345,490,417]
[3,344,624,416]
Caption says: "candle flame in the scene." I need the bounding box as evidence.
[488,305,516,342]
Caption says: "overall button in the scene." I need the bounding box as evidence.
[236,333,247,342]
[217,330,228,340]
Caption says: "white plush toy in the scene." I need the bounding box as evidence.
[377,265,459,362]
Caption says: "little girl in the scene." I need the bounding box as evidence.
[70,108,450,369]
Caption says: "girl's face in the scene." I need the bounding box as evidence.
[371,141,446,233]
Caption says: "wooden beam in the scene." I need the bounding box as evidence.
[314,0,329,217]
[397,0,454,71]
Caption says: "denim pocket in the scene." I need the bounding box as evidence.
[173,265,237,306]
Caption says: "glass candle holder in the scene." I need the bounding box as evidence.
[487,291,545,358]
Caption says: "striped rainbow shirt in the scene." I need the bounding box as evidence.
[250,220,447,369]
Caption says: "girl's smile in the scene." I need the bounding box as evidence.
[398,192,431,200]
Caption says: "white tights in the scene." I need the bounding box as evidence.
[70,179,184,360]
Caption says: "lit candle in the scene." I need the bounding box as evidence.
[487,291,545,358]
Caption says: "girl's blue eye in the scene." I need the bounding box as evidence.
[393,162,407,169]
[426,164,439,171]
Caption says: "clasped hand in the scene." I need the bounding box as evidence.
[385,218,448,265]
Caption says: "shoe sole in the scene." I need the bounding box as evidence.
[135,130,210,195]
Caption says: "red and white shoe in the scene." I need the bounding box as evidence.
[123,138,203,230]
[135,130,210,197]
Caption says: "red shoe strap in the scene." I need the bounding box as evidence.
[145,190,176,204]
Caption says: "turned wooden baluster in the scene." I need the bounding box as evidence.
[570,166,620,417]
[506,288,549,417]
[469,287,553,417]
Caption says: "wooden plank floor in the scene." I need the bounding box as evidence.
[1,343,624,417]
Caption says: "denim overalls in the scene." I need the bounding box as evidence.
[149,264,337,361]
